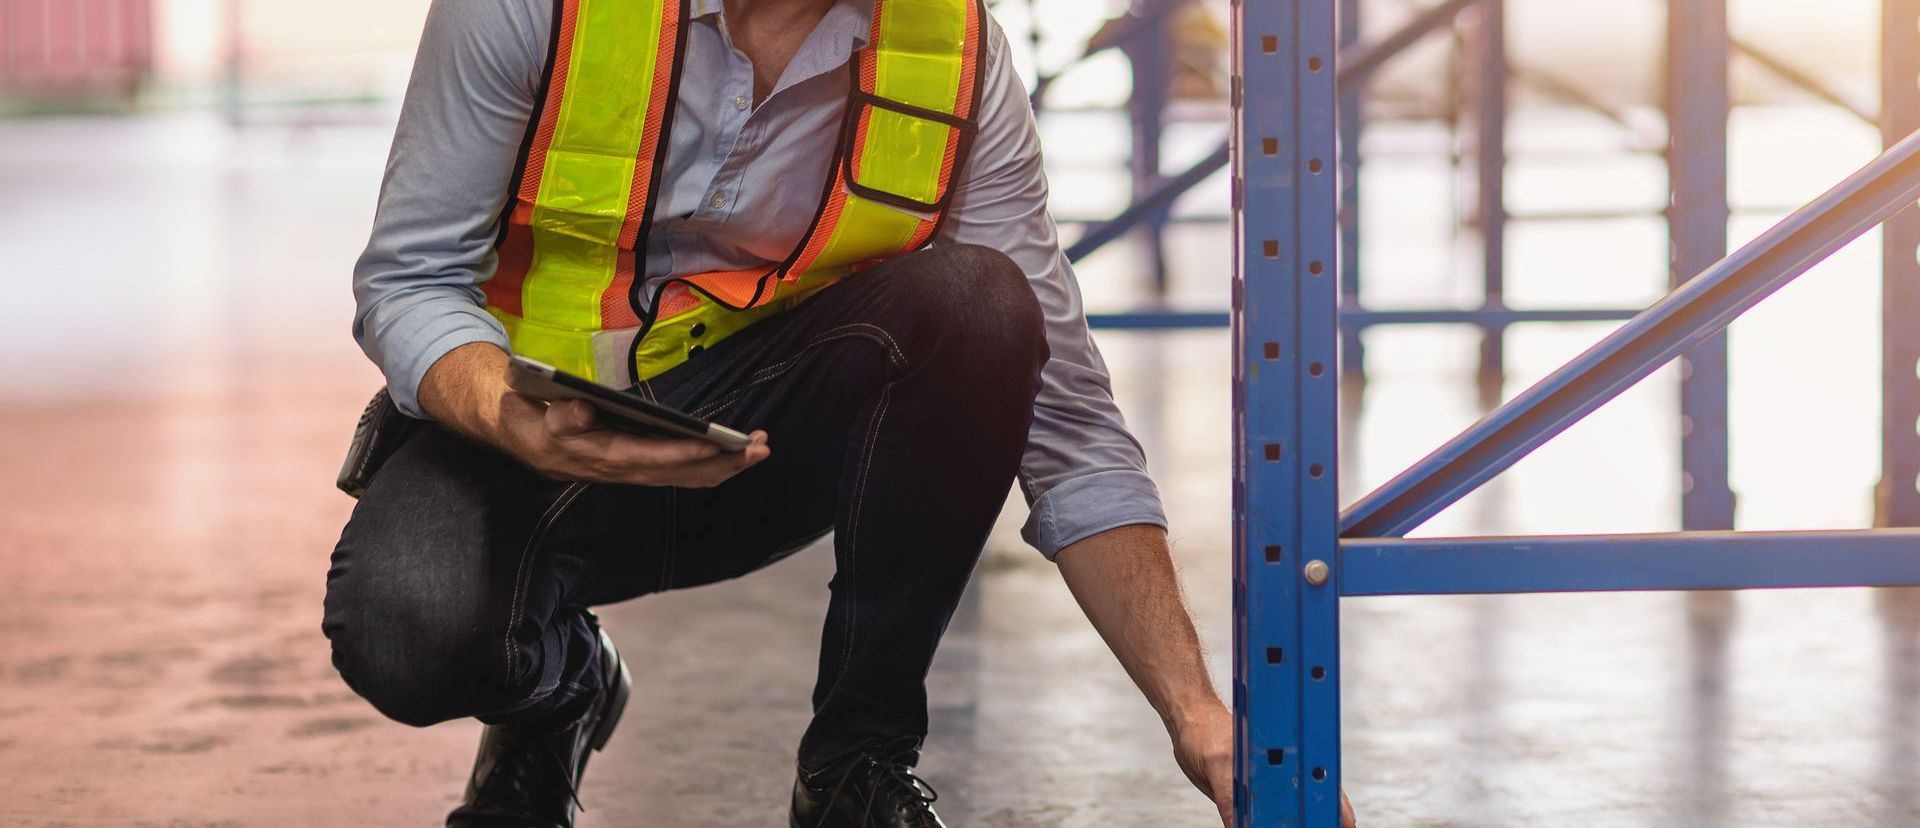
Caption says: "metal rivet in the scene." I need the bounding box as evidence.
[1303,559,1330,586]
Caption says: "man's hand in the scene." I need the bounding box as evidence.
[418,342,770,487]
[1172,701,1355,827]
[1171,700,1234,825]
[1055,525,1355,827]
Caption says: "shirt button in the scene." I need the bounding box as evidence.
[708,192,727,209]
[734,95,749,111]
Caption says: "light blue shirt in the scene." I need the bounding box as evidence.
[352,0,1165,556]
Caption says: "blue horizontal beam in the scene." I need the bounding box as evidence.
[1085,306,1643,330]
[1086,310,1230,329]
[1340,529,1920,595]
[1344,307,1640,326]
[1341,127,1920,539]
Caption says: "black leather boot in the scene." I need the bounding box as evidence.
[790,738,945,828]
[446,627,631,828]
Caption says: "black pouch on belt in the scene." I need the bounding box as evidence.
[336,388,421,499]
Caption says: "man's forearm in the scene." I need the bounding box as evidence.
[1055,523,1222,724]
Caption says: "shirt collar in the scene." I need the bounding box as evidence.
[691,0,874,53]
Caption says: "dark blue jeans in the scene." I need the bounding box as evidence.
[321,245,1046,775]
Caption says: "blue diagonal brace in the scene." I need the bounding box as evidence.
[1340,127,1920,539]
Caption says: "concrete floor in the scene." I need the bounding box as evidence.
[3,112,1920,827]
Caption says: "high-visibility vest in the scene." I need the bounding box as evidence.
[481,0,985,385]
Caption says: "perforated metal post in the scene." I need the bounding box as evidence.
[1232,0,1341,824]
[1882,0,1920,527]
[1666,0,1736,531]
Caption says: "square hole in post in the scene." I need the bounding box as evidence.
[1262,239,1279,258]
[1266,647,1285,664]
[1267,748,1285,765]
[1262,137,1278,156]
[1264,545,1283,562]
[1264,444,1282,462]
[1261,35,1278,54]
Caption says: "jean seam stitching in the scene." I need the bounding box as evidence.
[690,324,903,420]
[838,381,893,678]
[689,324,907,421]
[505,482,590,682]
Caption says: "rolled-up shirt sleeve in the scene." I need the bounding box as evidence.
[352,0,548,417]
[936,23,1168,558]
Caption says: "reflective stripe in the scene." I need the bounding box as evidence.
[490,309,600,379]
[860,0,966,206]
[788,0,977,277]
[486,0,681,382]
[523,0,675,332]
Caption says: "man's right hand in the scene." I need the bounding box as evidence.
[418,342,770,488]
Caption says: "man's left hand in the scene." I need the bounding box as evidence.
[1171,701,1357,827]
[1054,525,1356,827]
[1171,701,1235,826]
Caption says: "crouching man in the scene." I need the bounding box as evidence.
[321,0,1353,825]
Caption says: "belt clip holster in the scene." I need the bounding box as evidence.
[336,387,420,499]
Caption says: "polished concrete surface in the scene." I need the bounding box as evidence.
[3,112,1919,826]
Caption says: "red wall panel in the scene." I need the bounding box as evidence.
[0,0,153,95]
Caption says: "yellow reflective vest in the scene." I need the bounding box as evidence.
[481,0,986,384]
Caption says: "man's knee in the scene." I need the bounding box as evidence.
[323,535,509,727]
[897,244,1047,374]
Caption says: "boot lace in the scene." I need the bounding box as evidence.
[807,736,940,826]
[475,725,586,815]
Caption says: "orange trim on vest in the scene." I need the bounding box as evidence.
[602,0,684,328]
[481,0,580,318]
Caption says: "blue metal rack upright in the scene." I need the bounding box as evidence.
[1232,0,1920,825]
[1232,0,1342,823]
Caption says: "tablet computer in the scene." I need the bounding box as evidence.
[505,355,754,452]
